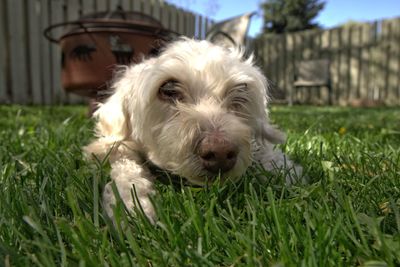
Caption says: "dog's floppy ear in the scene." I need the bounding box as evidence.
[251,67,286,145]
[84,77,131,160]
[83,95,130,160]
[258,120,286,144]
[84,59,157,160]
[94,93,130,141]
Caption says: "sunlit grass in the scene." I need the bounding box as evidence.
[0,105,399,266]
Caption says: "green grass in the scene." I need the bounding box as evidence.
[0,105,399,266]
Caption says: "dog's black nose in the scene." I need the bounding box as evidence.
[198,132,238,174]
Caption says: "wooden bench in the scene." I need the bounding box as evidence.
[289,59,332,105]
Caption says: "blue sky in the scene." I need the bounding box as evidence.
[167,0,400,37]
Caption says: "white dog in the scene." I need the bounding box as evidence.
[84,38,302,222]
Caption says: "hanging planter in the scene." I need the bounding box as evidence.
[44,8,178,99]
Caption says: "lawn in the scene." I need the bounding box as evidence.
[0,105,399,266]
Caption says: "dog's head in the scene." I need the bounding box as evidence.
[86,38,285,185]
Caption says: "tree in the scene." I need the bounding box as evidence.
[261,0,325,34]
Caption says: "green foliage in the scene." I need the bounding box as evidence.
[0,105,399,266]
[261,0,325,33]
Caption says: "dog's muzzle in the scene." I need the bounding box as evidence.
[197,131,238,174]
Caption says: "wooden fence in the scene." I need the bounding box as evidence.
[254,17,400,105]
[0,0,212,105]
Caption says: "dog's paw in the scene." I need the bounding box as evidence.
[285,163,306,185]
[103,182,156,224]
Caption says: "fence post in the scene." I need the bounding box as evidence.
[0,0,10,103]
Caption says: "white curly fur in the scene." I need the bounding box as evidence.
[84,38,302,222]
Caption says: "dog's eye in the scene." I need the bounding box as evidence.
[231,97,249,111]
[232,96,248,105]
[158,80,184,102]
[229,83,249,109]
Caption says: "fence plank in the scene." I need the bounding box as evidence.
[66,0,81,20]
[198,14,205,39]
[354,25,363,99]
[177,7,185,35]
[39,0,52,104]
[286,34,297,101]
[282,34,289,99]
[7,0,29,104]
[27,0,43,104]
[82,0,95,14]
[276,35,285,96]
[95,0,107,12]
[383,19,398,105]
[338,27,349,105]
[345,26,353,102]
[186,12,195,37]
[330,28,340,104]
[382,20,391,100]
[304,31,313,102]
[109,0,120,10]
[206,17,213,34]
[314,30,324,102]
[169,4,178,33]
[265,36,272,81]
[132,0,141,12]
[342,27,351,102]
[0,0,10,103]
[395,19,400,102]
[270,35,280,98]
[285,34,295,103]
[194,14,201,39]
[120,0,130,10]
[159,1,169,29]
[254,38,264,70]
[50,0,65,104]
[151,0,161,20]
[64,0,85,104]
[358,24,369,99]
[370,21,383,100]
[295,33,305,101]
[143,0,151,15]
